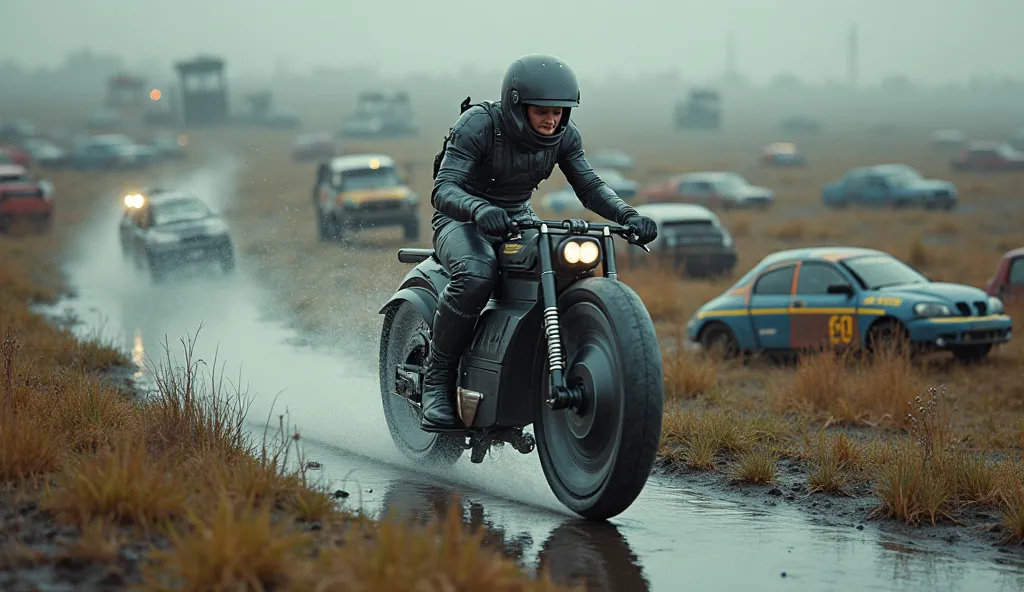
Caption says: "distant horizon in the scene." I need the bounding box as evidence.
[4,0,1022,86]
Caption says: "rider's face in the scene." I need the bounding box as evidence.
[526,106,563,135]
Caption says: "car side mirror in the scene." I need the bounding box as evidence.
[827,282,854,296]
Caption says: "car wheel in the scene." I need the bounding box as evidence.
[951,344,991,365]
[866,319,911,357]
[403,219,420,242]
[698,322,740,360]
[328,214,343,242]
[316,206,331,242]
[220,249,235,275]
[148,255,167,284]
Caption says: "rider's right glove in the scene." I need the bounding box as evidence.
[623,214,659,245]
[473,204,514,237]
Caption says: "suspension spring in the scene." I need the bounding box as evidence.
[543,307,564,372]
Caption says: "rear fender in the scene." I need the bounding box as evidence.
[378,287,437,326]
[378,254,450,323]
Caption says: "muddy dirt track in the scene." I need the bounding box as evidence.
[35,118,1024,592]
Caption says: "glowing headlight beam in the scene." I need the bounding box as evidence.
[563,241,581,264]
[579,241,600,264]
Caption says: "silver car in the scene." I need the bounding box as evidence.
[540,168,639,213]
[619,202,738,278]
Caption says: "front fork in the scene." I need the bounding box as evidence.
[537,223,584,412]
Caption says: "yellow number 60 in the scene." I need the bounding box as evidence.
[828,315,854,344]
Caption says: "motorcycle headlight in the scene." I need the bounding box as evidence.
[988,296,1004,315]
[914,302,952,317]
[558,238,601,271]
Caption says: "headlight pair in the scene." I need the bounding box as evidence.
[559,238,601,269]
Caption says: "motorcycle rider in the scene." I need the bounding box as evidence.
[421,54,659,432]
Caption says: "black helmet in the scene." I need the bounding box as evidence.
[500,54,580,150]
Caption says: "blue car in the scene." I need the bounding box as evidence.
[821,164,957,210]
[687,247,1012,363]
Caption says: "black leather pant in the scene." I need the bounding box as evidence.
[429,219,502,356]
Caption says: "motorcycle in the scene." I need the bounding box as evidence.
[378,217,664,520]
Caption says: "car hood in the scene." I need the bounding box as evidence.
[151,217,229,237]
[875,282,989,305]
[342,186,413,202]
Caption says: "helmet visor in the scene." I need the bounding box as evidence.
[521,98,579,108]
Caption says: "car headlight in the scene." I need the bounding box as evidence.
[407,193,419,206]
[988,296,1004,315]
[721,231,733,247]
[914,302,952,317]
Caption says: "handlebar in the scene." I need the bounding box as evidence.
[508,218,651,252]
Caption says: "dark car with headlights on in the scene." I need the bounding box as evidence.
[119,190,234,283]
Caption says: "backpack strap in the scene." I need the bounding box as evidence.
[480,101,505,181]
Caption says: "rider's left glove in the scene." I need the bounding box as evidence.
[623,214,658,245]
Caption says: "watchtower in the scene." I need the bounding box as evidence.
[175,56,229,127]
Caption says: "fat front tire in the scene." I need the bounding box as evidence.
[534,277,664,520]
[379,300,464,466]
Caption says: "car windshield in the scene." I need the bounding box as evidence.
[713,174,749,190]
[152,199,211,226]
[884,166,922,183]
[841,255,929,289]
[998,144,1021,158]
[336,167,400,191]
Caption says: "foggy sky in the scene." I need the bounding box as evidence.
[4,0,1022,84]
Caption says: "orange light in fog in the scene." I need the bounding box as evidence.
[150,89,162,100]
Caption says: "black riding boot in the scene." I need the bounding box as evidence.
[420,296,478,432]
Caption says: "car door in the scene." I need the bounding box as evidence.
[1004,256,1024,303]
[861,175,890,206]
[747,263,796,350]
[841,173,867,203]
[789,261,859,350]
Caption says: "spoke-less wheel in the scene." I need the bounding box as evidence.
[379,301,464,465]
[534,278,664,520]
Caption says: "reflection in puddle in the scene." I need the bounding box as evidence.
[131,327,145,380]
[377,478,651,592]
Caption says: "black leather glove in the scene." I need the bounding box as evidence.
[473,204,513,237]
[623,214,658,245]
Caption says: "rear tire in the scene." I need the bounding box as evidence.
[379,301,464,466]
[534,277,664,521]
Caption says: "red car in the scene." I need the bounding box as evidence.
[0,143,30,167]
[950,142,1024,172]
[0,165,53,233]
[291,133,337,162]
[986,248,1024,304]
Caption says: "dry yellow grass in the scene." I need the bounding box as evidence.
[217,121,1024,538]
[0,166,573,589]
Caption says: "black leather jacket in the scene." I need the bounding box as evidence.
[431,102,638,232]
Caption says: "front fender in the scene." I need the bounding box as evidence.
[378,286,437,326]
